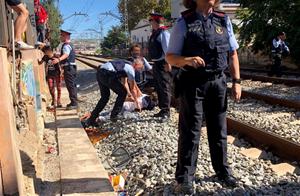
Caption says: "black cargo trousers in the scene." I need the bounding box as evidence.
[63,65,77,105]
[152,59,172,111]
[270,54,282,76]
[175,72,231,184]
[89,69,127,124]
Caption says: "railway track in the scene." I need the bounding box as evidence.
[76,55,109,64]
[76,57,300,164]
[239,72,300,86]
[79,55,300,87]
[240,67,300,77]
[77,55,300,110]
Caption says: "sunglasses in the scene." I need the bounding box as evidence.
[149,19,153,22]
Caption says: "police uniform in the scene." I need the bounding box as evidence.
[60,34,77,108]
[167,9,239,188]
[84,60,135,127]
[148,14,172,118]
[127,57,152,88]
[270,35,290,76]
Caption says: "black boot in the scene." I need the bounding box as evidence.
[81,118,99,128]
[217,174,238,188]
[174,182,195,195]
[153,109,170,119]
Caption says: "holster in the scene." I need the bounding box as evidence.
[173,69,183,98]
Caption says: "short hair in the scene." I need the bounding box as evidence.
[42,45,52,52]
[129,44,141,55]
[278,31,286,36]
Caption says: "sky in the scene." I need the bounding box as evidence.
[58,0,121,40]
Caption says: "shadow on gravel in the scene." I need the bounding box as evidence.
[146,175,300,195]
[76,69,99,94]
[55,118,83,128]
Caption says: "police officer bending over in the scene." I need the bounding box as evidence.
[269,31,290,77]
[82,59,142,128]
[52,30,77,110]
[166,0,241,194]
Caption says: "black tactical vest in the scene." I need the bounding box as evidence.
[110,59,132,78]
[60,43,76,66]
[149,28,164,60]
[181,9,230,72]
[127,57,146,84]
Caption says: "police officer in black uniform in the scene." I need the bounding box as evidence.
[148,13,172,120]
[52,30,77,110]
[82,59,142,128]
[269,31,290,77]
[166,0,242,194]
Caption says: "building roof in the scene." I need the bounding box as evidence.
[132,19,150,30]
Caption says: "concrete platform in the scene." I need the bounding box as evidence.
[56,86,114,195]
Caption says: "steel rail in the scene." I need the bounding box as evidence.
[227,117,300,162]
[77,57,300,162]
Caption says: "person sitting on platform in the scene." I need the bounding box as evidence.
[5,0,34,49]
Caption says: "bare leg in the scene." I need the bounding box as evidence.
[10,3,29,42]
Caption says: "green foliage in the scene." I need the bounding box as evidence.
[101,26,127,55]
[95,48,101,55]
[43,0,62,48]
[237,0,300,64]
[118,0,171,30]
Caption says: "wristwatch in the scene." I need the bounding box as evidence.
[232,78,241,84]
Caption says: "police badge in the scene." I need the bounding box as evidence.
[215,26,223,34]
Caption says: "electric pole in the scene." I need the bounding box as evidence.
[124,0,129,48]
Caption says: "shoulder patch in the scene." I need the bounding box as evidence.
[181,9,195,18]
[212,9,226,18]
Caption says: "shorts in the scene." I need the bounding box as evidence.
[5,0,21,6]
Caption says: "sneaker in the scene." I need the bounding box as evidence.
[15,41,34,50]
[217,174,238,188]
[174,182,195,195]
[56,103,63,108]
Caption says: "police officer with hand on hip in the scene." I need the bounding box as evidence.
[148,13,172,121]
[52,30,77,110]
[166,0,241,194]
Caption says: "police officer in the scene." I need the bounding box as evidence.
[52,30,77,110]
[82,59,142,128]
[269,31,290,77]
[166,0,241,194]
[148,13,172,120]
[127,44,152,89]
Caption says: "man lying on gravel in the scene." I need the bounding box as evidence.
[81,59,143,128]
[122,82,155,112]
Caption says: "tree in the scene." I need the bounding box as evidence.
[101,26,127,55]
[43,0,62,48]
[118,0,171,31]
[237,0,300,64]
